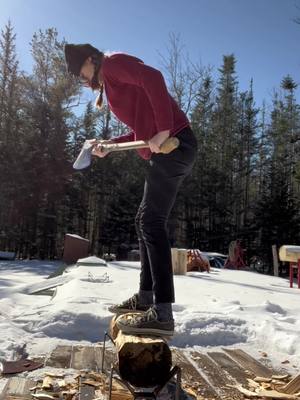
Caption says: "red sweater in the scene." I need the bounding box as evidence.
[101,53,190,159]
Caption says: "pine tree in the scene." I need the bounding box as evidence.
[0,21,22,251]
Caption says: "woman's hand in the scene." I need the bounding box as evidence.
[89,139,112,158]
[148,130,170,153]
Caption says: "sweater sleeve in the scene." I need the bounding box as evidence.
[103,54,174,132]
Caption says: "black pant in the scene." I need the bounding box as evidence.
[135,126,197,303]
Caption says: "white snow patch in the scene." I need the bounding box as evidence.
[0,259,300,374]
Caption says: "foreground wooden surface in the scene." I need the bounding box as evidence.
[0,344,299,400]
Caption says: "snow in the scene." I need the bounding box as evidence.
[65,233,89,241]
[0,259,300,375]
[76,255,107,266]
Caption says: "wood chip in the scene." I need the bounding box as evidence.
[261,382,272,390]
[273,379,287,385]
[45,372,65,378]
[256,389,300,399]
[82,379,102,388]
[247,378,260,389]
[254,376,272,383]
[227,384,257,397]
[273,375,290,380]
[31,394,56,400]
[30,385,42,391]
[228,384,300,399]
[57,379,67,388]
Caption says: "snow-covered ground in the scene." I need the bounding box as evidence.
[1,259,300,375]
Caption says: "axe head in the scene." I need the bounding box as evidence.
[73,140,94,170]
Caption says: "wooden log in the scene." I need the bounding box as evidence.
[171,248,187,275]
[109,314,172,387]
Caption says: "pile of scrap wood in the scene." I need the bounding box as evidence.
[228,372,300,399]
[24,369,200,400]
[24,370,132,400]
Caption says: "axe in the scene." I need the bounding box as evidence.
[73,136,180,170]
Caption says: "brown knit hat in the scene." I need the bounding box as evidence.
[64,43,100,76]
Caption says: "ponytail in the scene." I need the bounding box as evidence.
[89,52,105,109]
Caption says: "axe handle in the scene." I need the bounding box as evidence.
[97,136,180,154]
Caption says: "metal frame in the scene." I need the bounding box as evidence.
[101,331,182,400]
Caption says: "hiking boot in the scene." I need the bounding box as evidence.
[116,306,175,337]
[108,293,151,315]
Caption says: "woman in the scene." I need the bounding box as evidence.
[64,43,197,336]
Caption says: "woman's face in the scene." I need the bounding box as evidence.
[79,57,95,87]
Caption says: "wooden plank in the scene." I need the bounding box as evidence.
[223,348,273,378]
[282,373,300,394]
[189,351,243,399]
[0,377,36,399]
[208,351,249,385]
[45,345,72,368]
[171,349,220,399]
[71,346,97,370]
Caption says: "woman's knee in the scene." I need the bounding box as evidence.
[139,213,167,237]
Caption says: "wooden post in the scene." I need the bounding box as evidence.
[272,245,279,277]
[109,315,172,387]
[171,248,187,275]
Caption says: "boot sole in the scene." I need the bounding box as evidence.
[108,308,148,315]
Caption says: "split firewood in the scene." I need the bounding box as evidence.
[85,371,105,381]
[30,385,42,391]
[57,379,67,388]
[31,394,56,400]
[227,384,259,397]
[228,384,300,399]
[261,381,272,390]
[272,375,290,381]
[42,376,54,390]
[247,378,260,389]
[81,379,103,388]
[272,379,288,386]
[254,376,273,383]
[45,372,65,378]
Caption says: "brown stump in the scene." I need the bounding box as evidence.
[109,314,172,387]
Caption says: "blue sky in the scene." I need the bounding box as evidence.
[0,0,300,108]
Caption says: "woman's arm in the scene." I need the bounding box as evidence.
[102,54,174,134]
